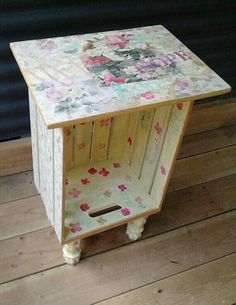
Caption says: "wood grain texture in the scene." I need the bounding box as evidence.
[0,138,32,177]
[97,253,236,305]
[0,211,235,305]
[169,145,236,192]
[0,173,235,284]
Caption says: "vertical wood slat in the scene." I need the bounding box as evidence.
[108,114,129,161]
[64,127,74,170]
[73,122,93,167]
[90,118,111,164]
[140,105,173,193]
[53,128,64,243]
[28,91,40,193]
[150,101,193,207]
[37,110,54,225]
[130,109,155,177]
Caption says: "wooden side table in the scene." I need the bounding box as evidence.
[11,25,230,265]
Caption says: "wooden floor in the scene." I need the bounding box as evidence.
[0,99,236,305]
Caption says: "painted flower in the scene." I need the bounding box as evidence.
[69,222,82,233]
[104,72,126,86]
[105,34,129,48]
[104,190,112,197]
[121,208,131,216]
[113,162,121,168]
[88,167,97,175]
[100,118,110,127]
[160,165,166,176]
[135,197,142,203]
[118,184,127,192]
[80,202,90,212]
[78,142,86,150]
[175,80,189,90]
[96,217,107,225]
[64,178,69,186]
[140,92,155,100]
[176,103,183,110]
[154,122,162,135]
[46,86,62,100]
[81,178,90,185]
[69,188,81,198]
[128,137,132,146]
[81,54,111,67]
[99,168,110,176]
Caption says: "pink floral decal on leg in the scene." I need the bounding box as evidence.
[121,208,131,216]
[99,168,110,176]
[88,167,97,175]
[128,137,132,146]
[69,188,81,198]
[113,162,121,168]
[141,92,155,100]
[154,122,162,135]
[69,223,82,233]
[118,184,127,192]
[176,103,183,110]
[160,165,166,176]
[80,203,89,212]
[81,178,90,185]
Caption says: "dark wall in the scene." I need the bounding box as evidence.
[0,0,235,141]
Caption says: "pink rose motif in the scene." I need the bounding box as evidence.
[154,122,162,135]
[176,103,183,110]
[105,34,129,48]
[69,188,81,198]
[100,118,110,127]
[113,162,121,168]
[175,80,189,90]
[104,72,126,86]
[81,55,111,67]
[80,203,89,212]
[64,178,69,186]
[78,142,86,150]
[140,92,155,100]
[160,165,166,176]
[88,167,97,175]
[99,168,110,177]
[128,137,132,146]
[121,208,131,216]
[81,178,90,185]
[118,184,127,192]
[135,197,142,203]
[69,222,82,233]
[104,190,112,197]
[46,86,62,100]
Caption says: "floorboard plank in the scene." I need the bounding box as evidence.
[0,211,235,305]
[96,253,236,305]
[170,145,236,192]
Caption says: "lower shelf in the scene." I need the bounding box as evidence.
[64,160,157,241]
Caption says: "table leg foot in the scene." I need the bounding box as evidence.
[63,241,81,265]
[126,216,147,241]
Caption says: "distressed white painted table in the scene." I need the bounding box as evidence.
[11,25,230,265]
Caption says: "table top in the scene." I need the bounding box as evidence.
[10,25,231,129]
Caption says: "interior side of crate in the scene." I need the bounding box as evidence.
[63,101,193,242]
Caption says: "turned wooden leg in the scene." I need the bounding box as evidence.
[126,216,147,241]
[63,240,81,265]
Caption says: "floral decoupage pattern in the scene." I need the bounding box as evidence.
[10,25,230,128]
[64,160,156,241]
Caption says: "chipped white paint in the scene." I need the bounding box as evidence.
[63,241,81,265]
[126,216,147,240]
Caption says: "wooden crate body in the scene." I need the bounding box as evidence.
[11,25,230,248]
